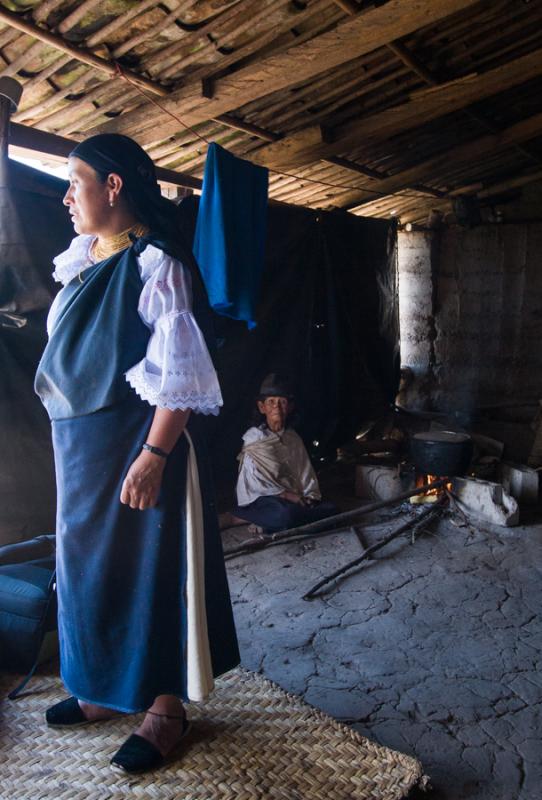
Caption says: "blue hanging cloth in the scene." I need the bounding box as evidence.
[193,143,268,329]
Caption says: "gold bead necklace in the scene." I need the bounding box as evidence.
[79,223,149,282]
[92,223,149,263]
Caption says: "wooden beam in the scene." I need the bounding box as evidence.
[0,5,169,98]
[386,41,438,85]
[0,78,19,185]
[213,114,280,142]
[155,165,202,191]
[333,110,542,209]
[212,117,403,184]
[478,169,542,199]
[391,42,542,233]
[352,161,542,223]
[0,96,11,172]
[323,153,445,198]
[324,154,388,179]
[9,121,74,160]
[8,123,202,190]
[249,47,542,170]
[94,0,483,144]
[387,39,542,173]
[330,0,360,14]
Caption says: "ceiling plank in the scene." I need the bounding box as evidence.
[249,47,542,170]
[93,0,483,143]
[331,111,542,209]
[478,168,542,199]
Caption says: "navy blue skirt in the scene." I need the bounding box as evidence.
[52,390,239,712]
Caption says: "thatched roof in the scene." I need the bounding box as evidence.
[3,0,542,223]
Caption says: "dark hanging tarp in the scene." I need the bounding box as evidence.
[0,162,398,545]
[1,160,73,545]
[179,196,399,496]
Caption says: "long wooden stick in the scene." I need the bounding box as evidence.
[223,479,447,558]
[0,6,168,97]
[303,499,445,600]
[224,522,364,561]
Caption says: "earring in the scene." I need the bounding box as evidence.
[109,201,115,207]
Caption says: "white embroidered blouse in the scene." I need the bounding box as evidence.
[48,234,223,415]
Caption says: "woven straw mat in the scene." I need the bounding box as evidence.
[0,666,427,800]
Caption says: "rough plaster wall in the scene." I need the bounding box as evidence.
[434,224,542,411]
[397,230,434,408]
[398,221,542,413]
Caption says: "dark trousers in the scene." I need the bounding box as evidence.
[233,496,338,533]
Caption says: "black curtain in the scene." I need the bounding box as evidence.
[1,161,73,544]
[179,197,399,497]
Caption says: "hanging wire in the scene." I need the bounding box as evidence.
[113,64,439,202]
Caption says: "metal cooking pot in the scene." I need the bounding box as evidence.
[409,431,473,477]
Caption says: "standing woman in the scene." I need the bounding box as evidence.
[34,134,239,773]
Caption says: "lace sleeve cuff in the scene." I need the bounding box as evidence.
[125,311,223,415]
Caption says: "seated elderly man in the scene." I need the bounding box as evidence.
[229,373,337,533]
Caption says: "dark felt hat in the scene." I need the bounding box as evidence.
[258,372,295,400]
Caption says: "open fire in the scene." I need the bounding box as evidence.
[410,474,453,504]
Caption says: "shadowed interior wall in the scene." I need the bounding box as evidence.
[398,187,542,415]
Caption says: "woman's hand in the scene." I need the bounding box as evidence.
[120,450,166,510]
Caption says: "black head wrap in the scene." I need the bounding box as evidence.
[70,133,176,238]
[70,134,216,349]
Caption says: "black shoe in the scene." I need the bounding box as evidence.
[110,720,192,773]
[46,696,89,728]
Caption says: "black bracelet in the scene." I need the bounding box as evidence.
[142,442,169,459]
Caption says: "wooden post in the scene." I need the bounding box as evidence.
[0,78,22,187]
[0,95,12,188]
[0,94,10,154]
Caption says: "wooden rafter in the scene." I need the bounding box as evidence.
[2,0,542,221]
[94,0,483,144]
[332,0,437,85]
[0,4,169,97]
[330,111,542,209]
[330,0,361,15]
[478,168,542,198]
[386,41,438,86]
[213,114,279,143]
[8,122,202,189]
[377,164,542,225]
[207,113,445,199]
[352,37,542,207]
[249,47,542,170]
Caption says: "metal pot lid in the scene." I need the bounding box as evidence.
[412,430,471,443]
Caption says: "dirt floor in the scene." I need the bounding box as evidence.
[221,474,542,800]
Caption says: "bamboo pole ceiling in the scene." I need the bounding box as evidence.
[2,0,542,223]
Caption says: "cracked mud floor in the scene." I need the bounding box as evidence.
[222,504,542,800]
